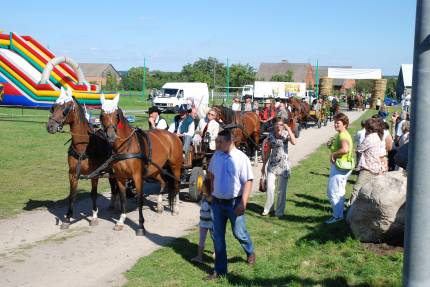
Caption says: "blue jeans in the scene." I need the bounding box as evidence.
[182,135,192,154]
[211,198,254,276]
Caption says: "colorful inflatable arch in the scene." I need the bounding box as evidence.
[0,32,116,108]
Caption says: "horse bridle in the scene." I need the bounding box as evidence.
[100,112,120,135]
[49,103,74,129]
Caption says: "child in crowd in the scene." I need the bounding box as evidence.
[191,184,214,264]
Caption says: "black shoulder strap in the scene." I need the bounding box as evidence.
[135,128,152,163]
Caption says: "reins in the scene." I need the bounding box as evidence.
[80,127,180,182]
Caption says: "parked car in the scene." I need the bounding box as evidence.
[384,97,398,106]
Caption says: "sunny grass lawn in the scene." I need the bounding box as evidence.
[123,110,403,287]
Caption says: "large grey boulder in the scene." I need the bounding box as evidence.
[346,171,407,243]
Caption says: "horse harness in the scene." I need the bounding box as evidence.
[80,128,179,182]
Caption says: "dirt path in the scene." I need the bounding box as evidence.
[0,111,364,287]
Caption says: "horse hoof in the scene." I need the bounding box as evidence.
[136,228,146,236]
[90,219,99,226]
[60,222,70,230]
[113,224,124,231]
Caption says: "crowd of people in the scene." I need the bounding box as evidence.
[145,94,410,280]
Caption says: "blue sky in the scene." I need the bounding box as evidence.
[2,0,416,75]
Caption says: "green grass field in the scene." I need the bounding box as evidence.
[0,100,403,285]
[123,109,403,287]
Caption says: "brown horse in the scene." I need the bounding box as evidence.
[99,95,183,235]
[212,105,260,158]
[46,88,118,229]
[287,97,310,128]
[355,94,364,111]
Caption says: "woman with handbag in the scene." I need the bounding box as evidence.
[261,117,296,217]
[325,113,354,224]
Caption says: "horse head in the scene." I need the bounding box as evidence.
[99,94,124,144]
[47,87,76,134]
[212,106,225,123]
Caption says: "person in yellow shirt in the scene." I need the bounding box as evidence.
[325,113,354,224]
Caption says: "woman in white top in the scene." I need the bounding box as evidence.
[193,109,220,151]
[231,97,241,111]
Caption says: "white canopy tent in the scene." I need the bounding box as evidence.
[327,68,382,80]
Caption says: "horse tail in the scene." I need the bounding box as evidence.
[165,164,176,211]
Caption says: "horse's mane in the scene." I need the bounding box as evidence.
[117,108,131,128]
[215,105,236,124]
[72,96,89,124]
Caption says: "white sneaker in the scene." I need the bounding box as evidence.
[325,217,342,224]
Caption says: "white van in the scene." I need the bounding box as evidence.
[153,82,209,118]
[242,81,307,99]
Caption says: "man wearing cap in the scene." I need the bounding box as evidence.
[259,99,275,133]
[148,106,168,130]
[168,104,195,163]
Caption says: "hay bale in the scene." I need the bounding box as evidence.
[319,77,333,97]
[370,79,387,109]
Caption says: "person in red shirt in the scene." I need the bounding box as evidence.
[260,99,276,133]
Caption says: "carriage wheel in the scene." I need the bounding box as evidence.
[188,167,205,202]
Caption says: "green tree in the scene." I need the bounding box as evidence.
[120,57,256,92]
[146,70,183,89]
[181,57,226,89]
[270,70,294,82]
[385,77,397,98]
[103,71,118,91]
[229,64,256,88]
[354,79,374,93]
[121,67,148,91]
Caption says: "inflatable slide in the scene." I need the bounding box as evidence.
[0,32,115,108]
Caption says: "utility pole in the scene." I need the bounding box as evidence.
[213,62,216,106]
[403,1,430,286]
[315,59,319,99]
[226,58,230,102]
[142,58,146,99]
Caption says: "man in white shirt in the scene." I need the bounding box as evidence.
[395,111,409,144]
[376,97,382,110]
[168,104,195,163]
[193,108,220,151]
[205,129,255,280]
[403,93,411,113]
[147,106,168,130]
[231,97,241,111]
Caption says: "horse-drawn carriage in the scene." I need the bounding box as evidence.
[181,132,214,201]
[307,108,328,128]
[46,89,262,235]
